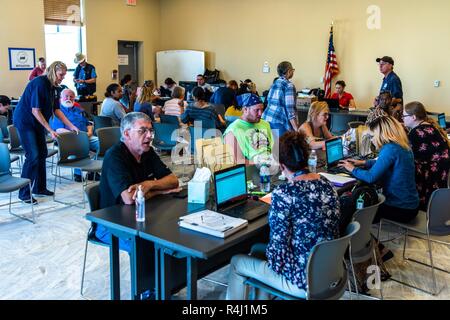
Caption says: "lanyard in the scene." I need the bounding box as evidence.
[293,169,310,178]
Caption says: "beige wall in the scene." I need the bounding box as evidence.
[84,0,160,99]
[0,0,46,98]
[159,0,450,112]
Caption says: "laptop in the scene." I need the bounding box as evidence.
[325,138,351,174]
[214,165,270,222]
[322,98,340,110]
[438,113,447,130]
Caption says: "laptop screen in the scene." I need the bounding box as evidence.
[326,138,344,165]
[438,113,447,129]
[215,165,247,206]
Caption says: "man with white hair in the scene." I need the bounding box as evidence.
[97,112,179,250]
[50,88,99,181]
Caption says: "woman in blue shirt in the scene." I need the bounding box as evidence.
[13,61,79,203]
[339,111,419,223]
[226,131,341,299]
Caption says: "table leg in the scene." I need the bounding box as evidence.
[109,234,120,300]
[160,249,171,300]
[154,245,160,300]
[187,256,198,300]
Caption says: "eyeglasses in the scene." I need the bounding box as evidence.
[130,127,154,136]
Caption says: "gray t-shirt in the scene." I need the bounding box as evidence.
[100,97,126,125]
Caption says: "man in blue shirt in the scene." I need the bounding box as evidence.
[262,61,299,140]
[51,88,99,181]
[73,53,97,97]
[376,56,403,106]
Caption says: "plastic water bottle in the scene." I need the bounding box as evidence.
[135,185,145,222]
[308,150,318,173]
[259,165,271,193]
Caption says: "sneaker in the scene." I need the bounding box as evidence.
[20,197,38,205]
[33,189,54,197]
[87,172,101,181]
[140,289,156,300]
[74,174,84,182]
[94,173,101,181]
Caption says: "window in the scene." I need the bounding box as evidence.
[44,0,84,91]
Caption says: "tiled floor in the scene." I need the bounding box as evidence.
[0,156,449,300]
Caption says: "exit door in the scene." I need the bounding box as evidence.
[118,41,139,84]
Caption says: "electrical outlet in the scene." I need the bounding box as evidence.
[434,80,441,88]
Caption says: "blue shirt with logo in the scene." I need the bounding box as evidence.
[50,105,89,132]
[380,71,403,100]
[13,76,59,132]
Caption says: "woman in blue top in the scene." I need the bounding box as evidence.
[339,110,419,223]
[226,131,341,299]
[13,61,79,203]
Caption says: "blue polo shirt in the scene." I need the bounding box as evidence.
[380,71,403,101]
[13,76,59,132]
[50,105,89,132]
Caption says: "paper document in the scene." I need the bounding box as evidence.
[178,210,248,238]
[260,193,272,205]
[319,172,357,187]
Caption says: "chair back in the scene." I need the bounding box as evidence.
[0,116,8,139]
[351,194,385,257]
[0,143,11,177]
[427,188,450,236]
[96,127,121,158]
[85,182,100,211]
[153,122,179,151]
[7,125,21,150]
[306,221,360,300]
[159,114,180,125]
[93,115,113,134]
[56,131,90,164]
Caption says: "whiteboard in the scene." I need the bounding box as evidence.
[156,50,205,85]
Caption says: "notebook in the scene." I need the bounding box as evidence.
[214,165,270,222]
[178,210,248,238]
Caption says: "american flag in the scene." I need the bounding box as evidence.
[323,26,339,98]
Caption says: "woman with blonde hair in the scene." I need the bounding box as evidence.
[13,61,79,203]
[134,84,155,120]
[403,101,450,210]
[299,101,335,149]
[340,110,419,223]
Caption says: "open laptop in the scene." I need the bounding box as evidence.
[322,98,340,110]
[325,138,351,174]
[214,165,270,222]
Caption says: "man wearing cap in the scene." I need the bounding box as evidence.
[262,61,298,140]
[73,52,97,97]
[224,93,273,164]
[376,56,403,106]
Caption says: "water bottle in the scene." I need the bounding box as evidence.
[308,150,318,173]
[135,185,145,222]
[259,165,271,193]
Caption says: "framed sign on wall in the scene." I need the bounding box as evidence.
[8,48,36,70]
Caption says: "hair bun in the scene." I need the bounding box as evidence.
[366,107,388,126]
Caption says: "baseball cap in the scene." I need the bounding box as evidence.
[376,56,394,65]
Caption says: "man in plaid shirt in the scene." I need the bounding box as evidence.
[262,61,299,140]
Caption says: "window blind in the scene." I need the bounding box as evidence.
[44,0,82,26]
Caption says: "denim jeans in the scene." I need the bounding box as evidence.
[95,224,131,253]
[17,128,48,199]
[269,123,289,142]
[226,244,306,300]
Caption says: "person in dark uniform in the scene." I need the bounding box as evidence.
[376,56,403,108]
[73,53,97,97]
[13,61,79,203]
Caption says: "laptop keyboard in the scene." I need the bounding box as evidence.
[327,166,350,175]
[222,200,269,222]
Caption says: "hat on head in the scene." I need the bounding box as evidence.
[74,52,86,64]
[236,93,262,108]
[376,56,394,65]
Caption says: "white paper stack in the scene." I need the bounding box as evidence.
[319,172,357,187]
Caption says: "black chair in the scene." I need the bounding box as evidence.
[244,222,360,300]
[0,115,9,143]
[0,143,35,223]
[53,132,103,208]
[159,114,180,125]
[93,115,113,135]
[96,127,121,160]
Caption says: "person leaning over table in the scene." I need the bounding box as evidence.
[339,109,419,224]
[13,61,79,204]
[96,112,179,252]
[331,80,356,110]
[226,131,341,300]
[299,101,335,150]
